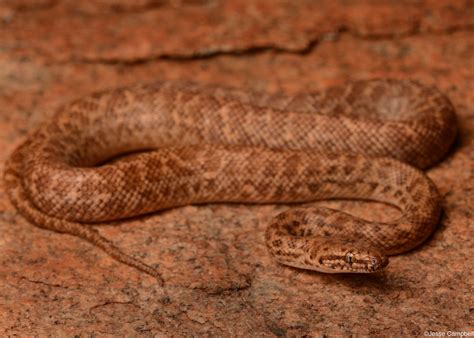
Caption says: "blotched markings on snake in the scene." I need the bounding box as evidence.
[4,79,457,285]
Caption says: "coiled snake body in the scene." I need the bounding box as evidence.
[4,79,457,284]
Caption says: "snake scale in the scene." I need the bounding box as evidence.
[4,79,457,284]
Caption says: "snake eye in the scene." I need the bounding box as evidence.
[345,252,354,264]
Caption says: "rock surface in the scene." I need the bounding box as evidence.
[0,0,472,335]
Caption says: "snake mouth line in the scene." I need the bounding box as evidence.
[319,256,388,272]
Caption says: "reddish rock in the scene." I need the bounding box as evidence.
[0,0,472,335]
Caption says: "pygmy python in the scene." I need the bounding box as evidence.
[4,79,457,284]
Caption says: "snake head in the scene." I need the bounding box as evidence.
[312,240,389,273]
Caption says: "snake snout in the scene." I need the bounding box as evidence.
[366,254,389,272]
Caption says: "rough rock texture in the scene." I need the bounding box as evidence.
[0,0,472,335]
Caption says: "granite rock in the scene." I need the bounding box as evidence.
[0,0,472,335]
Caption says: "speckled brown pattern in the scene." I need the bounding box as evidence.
[3,79,457,284]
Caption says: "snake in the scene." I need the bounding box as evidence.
[3,79,457,284]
